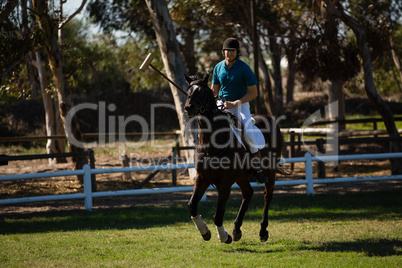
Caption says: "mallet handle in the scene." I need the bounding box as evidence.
[149,64,187,96]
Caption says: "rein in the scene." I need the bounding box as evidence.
[187,81,219,115]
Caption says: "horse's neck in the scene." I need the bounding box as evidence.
[197,112,230,152]
[197,114,213,145]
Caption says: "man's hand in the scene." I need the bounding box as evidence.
[224,100,240,109]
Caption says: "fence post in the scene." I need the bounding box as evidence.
[88,149,97,192]
[289,131,295,171]
[83,164,93,211]
[316,139,326,178]
[120,153,132,181]
[304,152,314,196]
[172,147,177,186]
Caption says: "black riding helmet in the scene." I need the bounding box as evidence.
[222,37,240,57]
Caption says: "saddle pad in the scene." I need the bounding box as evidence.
[228,116,266,151]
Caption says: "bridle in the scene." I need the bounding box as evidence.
[187,81,218,115]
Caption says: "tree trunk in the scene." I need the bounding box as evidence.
[34,50,66,164]
[258,50,274,116]
[26,53,38,100]
[389,35,402,84]
[182,22,197,75]
[145,0,197,179]
[285,41,296,106]
[328,79,346,131]
[33,0,84,178]
[250,0,261,115]
[321,0,402,174]
[269,35,283,114]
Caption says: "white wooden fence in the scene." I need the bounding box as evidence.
[1,152,402,211]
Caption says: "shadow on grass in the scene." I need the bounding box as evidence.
[0,190,400,236]
[224,238,402,257]
[314,238,402,257]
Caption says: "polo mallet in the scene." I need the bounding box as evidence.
[139,53,187,96]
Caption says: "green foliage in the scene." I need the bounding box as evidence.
[345,0,402,95]
[87,0,154,40]
[0,63,34,101]
[0,0,38,101]
[296,33,361,83]
[62,19,166,95]
[1,0,401,101]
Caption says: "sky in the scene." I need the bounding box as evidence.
[63,0,89,17]
[62,0,106,39]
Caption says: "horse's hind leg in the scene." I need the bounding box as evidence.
[260,169,276,242]
[232,179,254,241]
[188,175,211,241]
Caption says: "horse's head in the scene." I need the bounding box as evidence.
[184,72,217,118]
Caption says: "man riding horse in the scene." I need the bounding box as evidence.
[185,38,284,244]
[211,37,267,184]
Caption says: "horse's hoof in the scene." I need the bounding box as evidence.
[259,230,269,243]
[202,230,211,241]
[233,229,242,241]
[225,234,233,244]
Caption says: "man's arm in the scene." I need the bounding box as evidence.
[211,84,221,98]
[224,84,257,109]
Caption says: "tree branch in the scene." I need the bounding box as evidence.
[0,0,19,24]
[59,0,87,29]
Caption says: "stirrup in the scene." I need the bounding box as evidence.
[250,170,268,184]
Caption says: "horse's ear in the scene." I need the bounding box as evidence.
[184,74,192,85]
[202,71,210,84]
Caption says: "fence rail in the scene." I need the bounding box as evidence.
[1,152,402,211]
[0,131,181,143]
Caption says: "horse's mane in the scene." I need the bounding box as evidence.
[188,75,200,81]
[188,75,209,87]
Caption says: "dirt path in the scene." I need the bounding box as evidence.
[1,145,401,215]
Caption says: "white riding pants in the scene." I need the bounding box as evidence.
[225,102,265,154]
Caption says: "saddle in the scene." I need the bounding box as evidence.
[220,109,251,152]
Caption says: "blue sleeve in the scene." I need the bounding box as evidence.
[212,64,221,85]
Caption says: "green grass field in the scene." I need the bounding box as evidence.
[0,189,401,267]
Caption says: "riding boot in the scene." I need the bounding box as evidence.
[250,151,268,184]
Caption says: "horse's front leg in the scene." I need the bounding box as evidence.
[213,184,232,244]
[260,170,276,242]
[232,179,254,242]
[188,174,211,241]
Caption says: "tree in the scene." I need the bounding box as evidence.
[296,0,361,130]
[145,0,197,178]
[316,0,402,174]
[1,0,32,82]
[257,0,312,115]
[32,49,67,164]
[348,0,402,94]
[32,0,85,176]
[1,0,90,166]
[1,0,64,163]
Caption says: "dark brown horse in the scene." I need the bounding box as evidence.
[184,73,283,243]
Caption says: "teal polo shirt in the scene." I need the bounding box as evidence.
[212,59,257,102]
